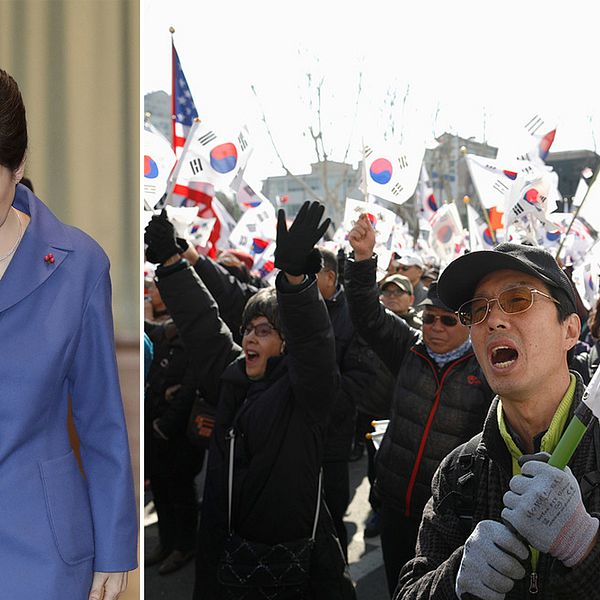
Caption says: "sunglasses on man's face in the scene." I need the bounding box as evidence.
[457,285,560,327]
[241,323,278,338]
[422,312,459,327]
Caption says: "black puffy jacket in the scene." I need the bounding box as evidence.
[156,263,354,600]
[323,285,374,462]
[345,256,493,518]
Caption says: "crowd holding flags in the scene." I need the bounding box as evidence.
[144,36,600,290]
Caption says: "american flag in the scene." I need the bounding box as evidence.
[170,40,219,256]
[171,41,198,156]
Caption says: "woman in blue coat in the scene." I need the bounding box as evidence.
[0,70,137,598]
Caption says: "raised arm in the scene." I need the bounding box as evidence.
[345,213,420,374]
[145,211,241,404]
[274,201,338,423]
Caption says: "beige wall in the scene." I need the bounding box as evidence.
[0,0,139,340]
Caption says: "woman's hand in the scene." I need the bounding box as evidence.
[88,571,128,600]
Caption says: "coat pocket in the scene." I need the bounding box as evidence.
[39,450,95,565]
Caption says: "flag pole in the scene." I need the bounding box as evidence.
[165,117,201,206]
[460,146,496,244]
[463,195,473,252]
[361,139,371,203]
[170,27,177,152]
[555,166,599,260]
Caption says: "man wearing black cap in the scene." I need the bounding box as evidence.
[345,214,493,594]
[396,243,600,600]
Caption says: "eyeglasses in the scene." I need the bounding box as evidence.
[241,323,278,337]
[422,313,459,327]
[457,286,560,327]
[381,288,408,298]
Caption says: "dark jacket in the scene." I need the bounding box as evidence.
[192,255,260,345]
[156,263,353,600]
[395,376,600,599]
[345,256,493,517]
[144,319,204,477]
[323,285,374,462]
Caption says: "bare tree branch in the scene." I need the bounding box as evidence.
[251,84,322,202]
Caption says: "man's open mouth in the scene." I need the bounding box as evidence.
[490,346,519,369]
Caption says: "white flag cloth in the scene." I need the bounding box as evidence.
[164,205,216,247]
[496,112,557,164]
[228,199,277,254]
[177,121,253,189]
[466,203,495,251]
[252,241,278,284]
[210,197,238,250]
[143,124,176,211]
[368,420,390,451]
[390,219,414,256]
[230,168,269,210]
[429,203,465,267]
[361,140,425,205]
[575,174,600,232]
[416,164,438,219]
[572,177,588,207]
[465,154,535,210]
[572,241,600,310]
[342,198,396,246]
[502,168,560,232]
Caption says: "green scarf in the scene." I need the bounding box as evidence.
[497,374,576,572]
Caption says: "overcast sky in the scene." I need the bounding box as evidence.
[142,0,600,186]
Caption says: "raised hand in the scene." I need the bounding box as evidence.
[144,209,181,265]
[347,213,376,261]
[274,200,331,276]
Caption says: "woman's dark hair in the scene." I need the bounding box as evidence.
[0,69,27,171]
[241,287,281,334]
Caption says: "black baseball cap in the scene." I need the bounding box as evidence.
[437,243,577,312]
[416,281,454,312]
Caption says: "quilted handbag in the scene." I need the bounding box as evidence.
[217,427,322,598]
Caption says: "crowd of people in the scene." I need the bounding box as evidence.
[144,200,600,600]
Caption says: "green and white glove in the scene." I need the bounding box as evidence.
[502,455,599,567]
[456,520,529,600]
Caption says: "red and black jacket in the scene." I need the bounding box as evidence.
[345,256,493,517]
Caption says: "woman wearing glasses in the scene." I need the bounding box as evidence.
[144,201,355,600]
[345,213,494,595]
[0,70,136,599]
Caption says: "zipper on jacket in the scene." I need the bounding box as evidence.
[403,349,476,516]
[529,572,539,595]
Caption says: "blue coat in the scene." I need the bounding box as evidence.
[0,185,138,598]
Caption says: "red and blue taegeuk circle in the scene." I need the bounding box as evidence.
[251,238,269,254]
[144,155,159,179]
[483,228,494,245]
[210,143,238,174]
[546,230,561,242]
[523,188,540,205]
[369,158,393,185]
[437,224,453,244]
[427,193,438,212]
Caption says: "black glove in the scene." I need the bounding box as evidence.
[176,237,189,252]
[144,209,181,264]
[274,201,331,275]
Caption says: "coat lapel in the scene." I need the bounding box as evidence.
[0,185,73,314]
